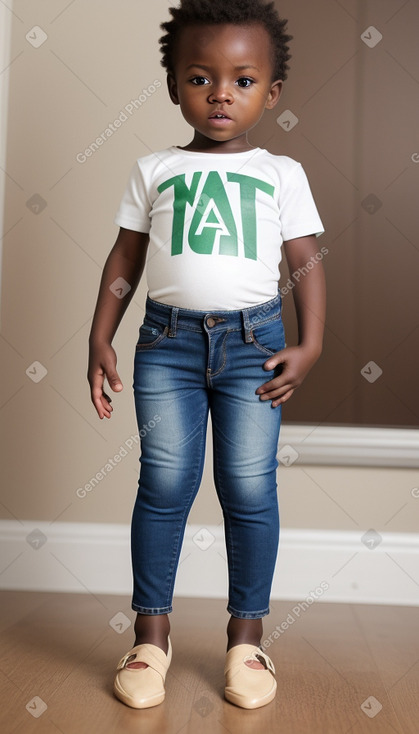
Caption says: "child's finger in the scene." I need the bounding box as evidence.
[94,398,112,419]
[90,370,111,417]
[92,387,111,418]
[262,349,288,371]
[256,372,291,395]
[272,388,295,407]
[106,370,124,392]
[258,381,293,401]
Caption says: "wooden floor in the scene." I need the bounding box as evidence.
[0,591,418,733]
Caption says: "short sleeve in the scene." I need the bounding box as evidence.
[114,161,152,233]
[279,163,324,241]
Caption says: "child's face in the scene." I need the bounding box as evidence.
[168,23,282,151]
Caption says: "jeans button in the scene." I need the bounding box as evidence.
[207,317,216,328]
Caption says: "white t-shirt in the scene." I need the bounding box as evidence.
[114,146,324,310]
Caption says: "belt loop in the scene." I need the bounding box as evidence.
[242,308,254,343]
[168,307,179,338]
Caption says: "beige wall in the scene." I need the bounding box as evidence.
[269,0,419,426]
[1,1,418,532]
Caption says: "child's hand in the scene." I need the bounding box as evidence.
[88,343,123,419]
[256,345,321,408]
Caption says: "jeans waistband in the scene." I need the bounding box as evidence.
[144,291,282,342]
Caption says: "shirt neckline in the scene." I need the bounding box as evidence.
[171,145,262,157]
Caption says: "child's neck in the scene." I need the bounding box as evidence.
[179,133,257,154]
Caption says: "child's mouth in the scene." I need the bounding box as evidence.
[209,110,231,120]
[208,111,232,125]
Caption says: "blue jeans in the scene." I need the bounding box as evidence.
[131,291,285,619]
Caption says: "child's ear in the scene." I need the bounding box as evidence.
[265,80,283,110]
[167,73,180,105]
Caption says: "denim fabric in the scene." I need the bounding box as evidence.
[131,291,285,619]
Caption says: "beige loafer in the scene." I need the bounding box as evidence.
[113,637,172,709]
[224,643,277,709]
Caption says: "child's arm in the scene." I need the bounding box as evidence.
[256,234,326,407]
[87,227,149,419]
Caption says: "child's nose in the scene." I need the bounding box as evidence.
[208,84,233,104]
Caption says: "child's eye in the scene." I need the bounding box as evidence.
[190,76,210,86]
[236,77,254,88]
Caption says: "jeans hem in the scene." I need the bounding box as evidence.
[132,603,172,615]
[227,604,270,619]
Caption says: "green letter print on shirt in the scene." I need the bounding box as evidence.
[157,171,275,260]
[157,172,201,256]
[189,171,237,256]
[227,173,275,260]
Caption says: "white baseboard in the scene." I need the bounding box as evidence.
[1,520,418,606]
[279,424,419,467]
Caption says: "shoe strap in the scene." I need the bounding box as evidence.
[247,647,276,675]
[116,641,170,679]
[225,644,276,676]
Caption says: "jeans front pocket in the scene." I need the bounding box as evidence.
[135,320,169,351]
[250,316,285,357]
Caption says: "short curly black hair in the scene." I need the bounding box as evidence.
[159,0,292,82]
